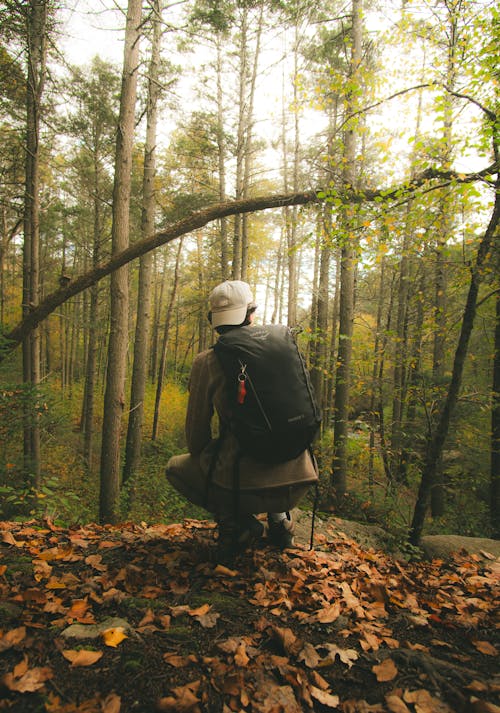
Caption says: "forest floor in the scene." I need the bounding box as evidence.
[0,514,498,713]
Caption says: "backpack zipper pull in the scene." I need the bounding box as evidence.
[237,364,247,404]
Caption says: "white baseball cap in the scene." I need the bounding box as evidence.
[208,280,256,328]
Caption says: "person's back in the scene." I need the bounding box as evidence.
[166,280,319,562]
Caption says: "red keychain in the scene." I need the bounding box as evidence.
[237,374,247,404]
[237,365,247,404]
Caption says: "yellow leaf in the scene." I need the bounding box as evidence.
[102,626,128,648]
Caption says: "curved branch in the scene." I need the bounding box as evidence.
[1,162,496,360]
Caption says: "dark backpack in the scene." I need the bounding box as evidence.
[213,324,321,464]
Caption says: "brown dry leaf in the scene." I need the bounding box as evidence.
[1,531,23,546]
[0,564,7,576]
[61,649,103,666]
[2,664,53,692]
[188,603,211,617]
[101,693,121,713]
[385,694,411,713]
[163,652,197,668]
[316,601,341,623]
[472,640,498,656]
[214,564,238,577]
[272,625,299,655]
[403,689,454,712]
[310,686,340,708]
[469,700,500,712]
[311,670,330,690]
[157,680,201,713]
[138,608,155,627]
[234,642,250,667]
[372,658,398,682]
[298,642,321,668]
[194,608,220,629]
[85,554,107,571]
[102,627,128,647]
[0,625,26,652]
[69,598,89,618]
[322,643,359,668]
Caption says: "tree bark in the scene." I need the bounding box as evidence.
[492,288,500,538]
[99,0,141,524]
[22,0,48,488]
[152,239,183,442]
[123,0,162,488]
[409,185,500,544]
[330,0,363,502]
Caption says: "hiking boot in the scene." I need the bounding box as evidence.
[215,515,265,564]
[267,514,295,550]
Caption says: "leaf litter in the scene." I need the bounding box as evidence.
[0,518,498,712]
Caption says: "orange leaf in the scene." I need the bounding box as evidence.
[473,640,498,656]
[234,642,250,667]
[0,626,26,652]
[102,627,128,647]
[372,658,398,682]
[0,564,7,576]
[61,649,103,666]
[102,693,121,713]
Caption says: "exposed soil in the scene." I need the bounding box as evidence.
[0,516,498,713]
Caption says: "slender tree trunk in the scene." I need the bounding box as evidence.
[99,0,141,524]
[310,209,330,413]
[22,0,48,489]
[391,232,410,480]
[491,288,500,538]
[368,252,387,491]
[123,0,162,489]
[152,239,183,441]
[216,37,229,280]
[330,0,363,502]
[410,186,500,545]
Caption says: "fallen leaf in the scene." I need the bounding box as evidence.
[102,693,121,713]
[472,640,498,656]
[234,642,250,667]
[0,626,26,652]
[61,649,103,666]
[157,680,201,712]
[102,627,128,647]
[310,686,340,708]
[469,700,500,712]
[372,658,398,682]
[2,665,53,692]
[385,694,411,713]
[316,601,341,623]
[321,643,359,668]
[298,642,321,668]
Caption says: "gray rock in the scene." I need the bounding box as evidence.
[60,617,131,640]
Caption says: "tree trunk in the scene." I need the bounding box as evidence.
[22,0,48,489]
[123,0,162,489]
[330,0,363,503]
[409,186,500,545]
[99,0,141,524]
[491,289,500,539]
[152,239,183,442]
[216,37,229,280]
